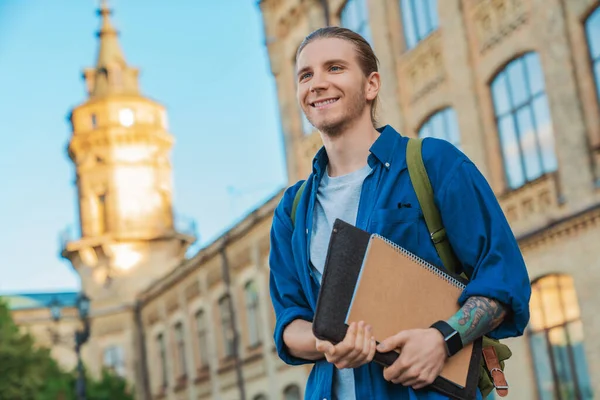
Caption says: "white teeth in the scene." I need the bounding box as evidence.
[314,98,338,107]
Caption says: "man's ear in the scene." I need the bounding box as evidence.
[365,71,381,101]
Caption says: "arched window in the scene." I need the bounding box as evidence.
[585,7,600,104]
[218,295,235,358]
[253,395,268,400]
[490,52,558,190]
[418,107,461,149]
[401,0,439,49]
[245,280,261,347]
[283,384,301,400]
[341,0,372,44]
[529,274,593,399]
[173,322,187,378]
[156,333,168,388]
[195,310,209,368]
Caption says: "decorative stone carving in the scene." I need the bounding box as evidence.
[400,31,445,104]
[165,294,179,314]
[471,0,528,53]
[184,281,200,301]
[499,173,558,226]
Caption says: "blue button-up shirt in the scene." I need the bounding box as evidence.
[269,125,531,400]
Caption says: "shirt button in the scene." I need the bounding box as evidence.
[385,162,390,168]
[306,229,309,235]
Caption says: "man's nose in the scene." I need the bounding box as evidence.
[310,73,329,92]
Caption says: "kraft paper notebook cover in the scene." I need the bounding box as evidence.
[312,219,482,400]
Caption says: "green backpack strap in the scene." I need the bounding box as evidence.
[406,138,462,276]
[291,180,307,227]
[407,138,512,398]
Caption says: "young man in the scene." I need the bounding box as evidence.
[268,27,531,400]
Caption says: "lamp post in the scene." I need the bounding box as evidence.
[75,292,91,400]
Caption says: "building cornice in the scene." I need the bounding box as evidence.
[518,202,600,251]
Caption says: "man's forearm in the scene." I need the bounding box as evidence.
[447,296,507,346]
[283,319,324,361]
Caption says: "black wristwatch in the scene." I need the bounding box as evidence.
[430,320,463,357]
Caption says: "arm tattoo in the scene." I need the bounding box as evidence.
[446,296,507,346]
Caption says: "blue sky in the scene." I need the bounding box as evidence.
[0,1,287,293]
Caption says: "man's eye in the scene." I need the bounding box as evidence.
[300,72,312,81]
[330,65,342,71]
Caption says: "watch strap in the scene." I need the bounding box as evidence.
[430,320,463,357]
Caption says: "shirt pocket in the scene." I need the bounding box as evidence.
[368,207,422,252]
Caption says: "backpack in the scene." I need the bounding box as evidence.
[291,138,511,398]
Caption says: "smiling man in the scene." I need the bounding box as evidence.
[268,27,531,400]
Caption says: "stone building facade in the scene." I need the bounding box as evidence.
[5,0,600,399]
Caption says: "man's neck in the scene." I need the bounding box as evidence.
[321,118,380,177]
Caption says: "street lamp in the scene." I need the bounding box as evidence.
[75,292,91,400]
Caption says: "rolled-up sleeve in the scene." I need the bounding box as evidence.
[437,160,531,339]
[269,185,315,365]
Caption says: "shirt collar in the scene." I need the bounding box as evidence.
[312,124,405,175]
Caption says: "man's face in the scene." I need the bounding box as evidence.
[296,38,369,135]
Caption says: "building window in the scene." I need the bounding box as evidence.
[97,193,108,234]
[195,310,209,368]
[283,384,301,400]
[157,333,168,388]
[253,395,268,400]
[173,322,187,378]
[245,281,261,347]
[401,0,439,49]
[585,7,600,104]
[103,345,125,377]
[91,113,97,129]
[340,0,372,44]
[490,52,558,190]
[418,107,461,149]
[529,274,593,399]
[219,295,235,358]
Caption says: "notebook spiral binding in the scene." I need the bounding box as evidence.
[373,234,466,290]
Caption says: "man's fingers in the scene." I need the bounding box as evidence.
[360,325,371,354]
[315,339,335,356]
[377,330,409,352]
[367,334,377,361]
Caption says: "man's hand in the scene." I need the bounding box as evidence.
[315,321,376,369]
[377,328,447,389]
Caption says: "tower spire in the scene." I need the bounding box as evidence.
[96,0,126,69]
[83,0,140,98]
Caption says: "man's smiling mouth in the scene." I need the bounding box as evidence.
[311,98,340,108]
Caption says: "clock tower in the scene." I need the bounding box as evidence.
[61,2,195,307]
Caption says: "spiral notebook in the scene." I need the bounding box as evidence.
[312,219,482,400]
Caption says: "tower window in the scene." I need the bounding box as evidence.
[91,114,97,129]
[97,193,109,234]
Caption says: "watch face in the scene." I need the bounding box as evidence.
[119,108,135,127]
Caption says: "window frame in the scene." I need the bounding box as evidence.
[585,6,600,107]
[340,0,372,44]
[245,280,261,348]
[195,309,209,369]
[528,274,593,400]
[218,295,235,358]
[173,322,187,379]
[400,0,439,49]
[489,52,558,190]
[417,107,461,149]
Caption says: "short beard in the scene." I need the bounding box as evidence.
[309,88,368,138]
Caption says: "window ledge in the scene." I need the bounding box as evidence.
[499,173,560,232]
[194,366,210,384]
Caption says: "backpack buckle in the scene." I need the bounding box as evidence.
[430,228,447,244]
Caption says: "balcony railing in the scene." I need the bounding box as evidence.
[59,214,197,253]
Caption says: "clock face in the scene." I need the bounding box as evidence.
[119,108,135,127]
